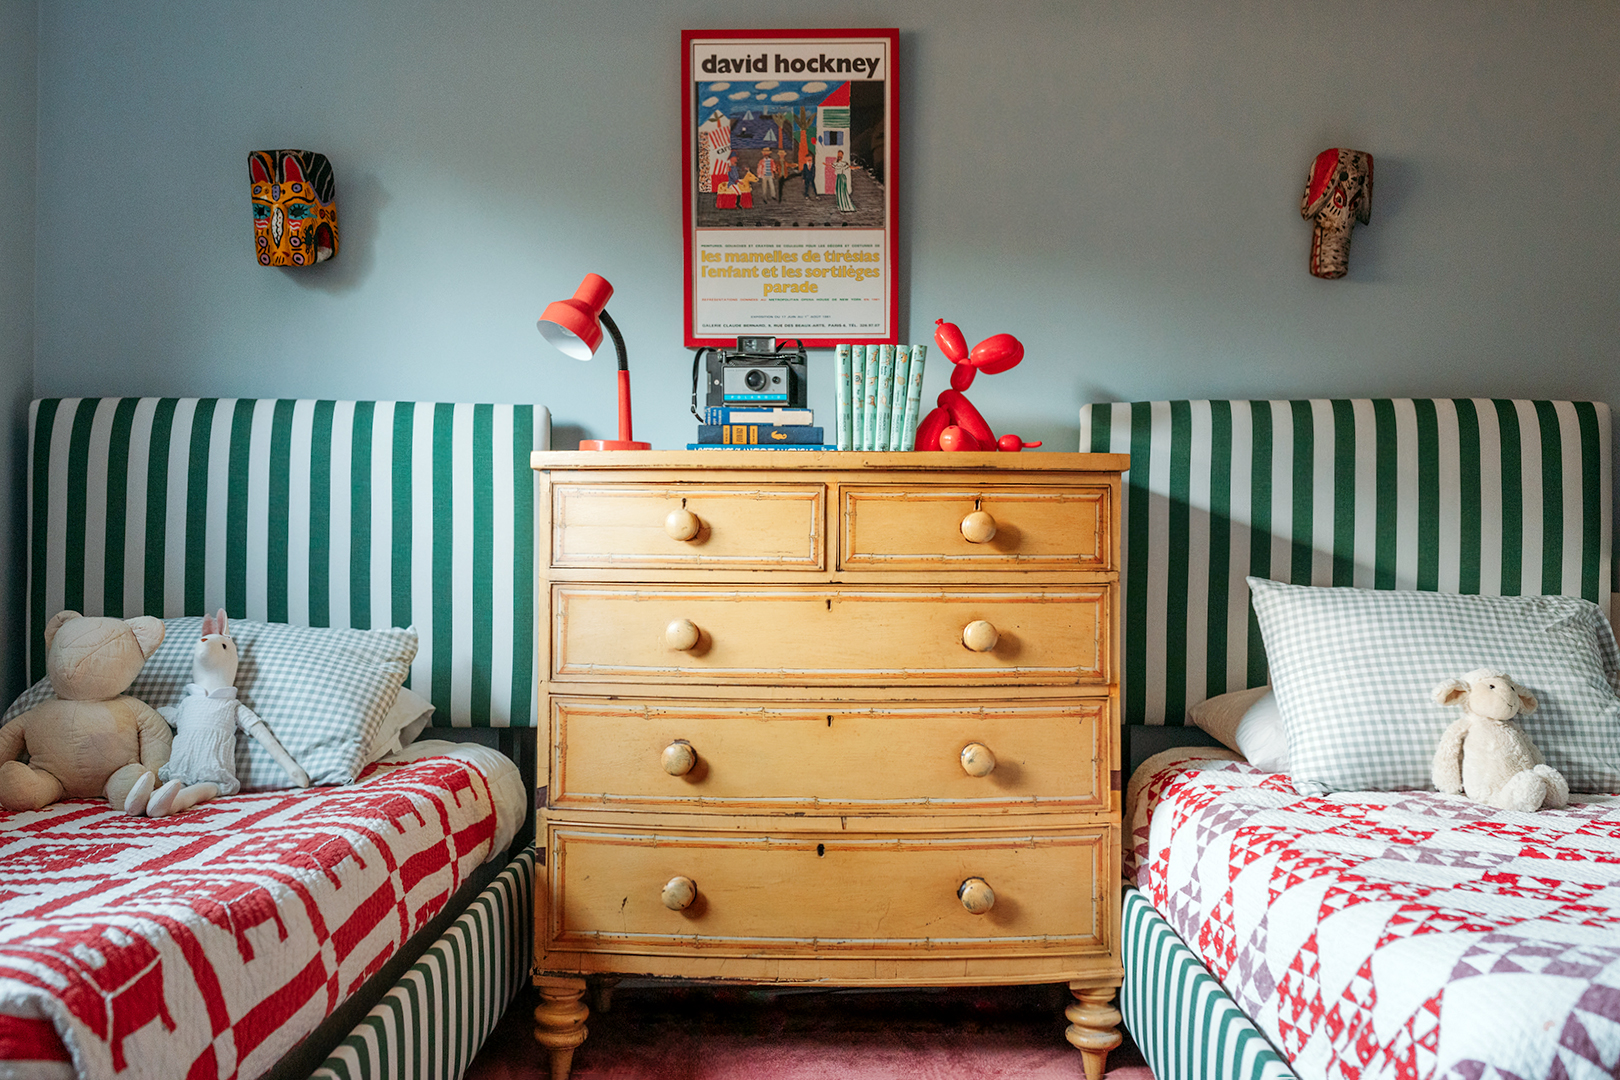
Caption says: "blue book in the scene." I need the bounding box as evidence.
[899,343,927,451]
[873,345,895,452]
[697,424,826,445]
[861,346,880,450]
[703,406,815,426]
[686,443,840,451]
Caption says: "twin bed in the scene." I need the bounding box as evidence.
[2,399,544,1080]
[1082,399,1619,1080]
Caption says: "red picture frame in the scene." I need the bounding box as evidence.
[682,28,899,348]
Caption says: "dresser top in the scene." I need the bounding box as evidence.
[532,450,1130,473]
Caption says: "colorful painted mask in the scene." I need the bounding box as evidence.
[1300,148,1373,279]
[250,150,338,266]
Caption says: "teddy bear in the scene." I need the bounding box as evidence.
[141,609,309,817]
[0,610,171,813]
[1431,668,1569,812]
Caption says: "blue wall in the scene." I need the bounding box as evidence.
[29,1,1620,454]
[1,0,35,701]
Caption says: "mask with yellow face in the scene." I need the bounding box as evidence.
[250,150,338,266]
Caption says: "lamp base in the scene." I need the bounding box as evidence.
[578,438,652,451]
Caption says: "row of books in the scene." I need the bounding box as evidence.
[686,405,836,450]
[835,343,928,451]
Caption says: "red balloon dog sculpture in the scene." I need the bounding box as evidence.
[914,319,1043,452]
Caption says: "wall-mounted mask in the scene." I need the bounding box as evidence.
[1300,148,1373,279]
[250,150,338,266]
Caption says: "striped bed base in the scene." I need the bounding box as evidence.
[312,844,535,1080]
[1121,888,1297,1080]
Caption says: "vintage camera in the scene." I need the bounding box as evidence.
[703,337,808,410]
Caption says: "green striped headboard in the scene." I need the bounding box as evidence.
[1079,399,1613,728]
[26,399,548,729]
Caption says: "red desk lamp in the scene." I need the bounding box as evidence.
[537,273,651,450]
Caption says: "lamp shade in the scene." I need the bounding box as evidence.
[537,273,612,360]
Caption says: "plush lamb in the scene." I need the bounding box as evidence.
[1431,668,1569,812]
[0,611,170,813]
[141,610,310,817]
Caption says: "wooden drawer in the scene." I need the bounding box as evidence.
[549,698,1109,812]
[550,482,825,570]
[551,584,1110,685]
[542,825,1109,958]
[841,485,1112,572]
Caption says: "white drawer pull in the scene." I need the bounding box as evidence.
[960,742,996,777]
[962,620,999,653]
[662,740,697,776]
[958,877,996,914]
[661,875,697,911]
[960,510,998,544]
[664,507,702,541]
[665,619,701,651]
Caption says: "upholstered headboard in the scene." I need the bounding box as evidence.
[1079,399,1613,736]
[25,399,548,733]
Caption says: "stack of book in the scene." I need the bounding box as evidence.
[687,405,835,450]
[833,343,928,450]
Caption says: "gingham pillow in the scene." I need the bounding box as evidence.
[1247,577,1620,795]
[4,618,417,790]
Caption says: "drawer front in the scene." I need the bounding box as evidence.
[550,482,825,570]
[550,698,1108,812]
[841,485,1112,572]
[544,826,1108,957]
[551,585,1109,685]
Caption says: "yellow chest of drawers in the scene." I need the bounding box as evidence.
[530,450,1126,1080]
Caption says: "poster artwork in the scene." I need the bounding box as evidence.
[683,29,898,347]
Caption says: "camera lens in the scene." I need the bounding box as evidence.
[745,369,768,391]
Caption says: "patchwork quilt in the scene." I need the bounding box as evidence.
[0,755,503,1080]
[1130,753,1620,1080]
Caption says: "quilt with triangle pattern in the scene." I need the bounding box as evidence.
[1130,753,1620,1080]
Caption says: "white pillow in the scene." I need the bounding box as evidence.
[364,686,436,765]
[1188,686,1289,773]
[1247,577,1620,794]
[5,618,417,790]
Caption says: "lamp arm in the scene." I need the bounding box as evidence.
[599,309,629,372]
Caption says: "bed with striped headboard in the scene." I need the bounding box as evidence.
[1079,398,1614,1080]
[20,398,546,1080]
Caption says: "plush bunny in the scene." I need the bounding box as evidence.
[0,611,170,813]
[1432,668,1569,812]
[140,610,310,817]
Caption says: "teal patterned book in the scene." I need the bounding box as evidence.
[834,343,852,450]
[887,345,912,450]
[899,343,927,451]
[861,345,880,450]
[873,345,895,451]
[851,346,867,451]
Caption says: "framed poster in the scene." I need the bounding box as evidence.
[682,28,899,348]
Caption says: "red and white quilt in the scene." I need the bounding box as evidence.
[1131,753,1620,1080]
[0,754,503,1080]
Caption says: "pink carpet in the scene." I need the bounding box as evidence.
[467,983,1154,1079]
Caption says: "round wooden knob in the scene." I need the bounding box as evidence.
[958,877,995,915]
[665,618,700,651]
[662,740,697,776]
[661,875,697,911]
[962,620,999,653]
[960,742,996,777]
[665,507,701,541]
[960,510,997,544]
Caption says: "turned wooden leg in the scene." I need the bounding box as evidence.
[533,977,589,1080]
[1064,983,1123,1080]
[592,975,621,1014]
